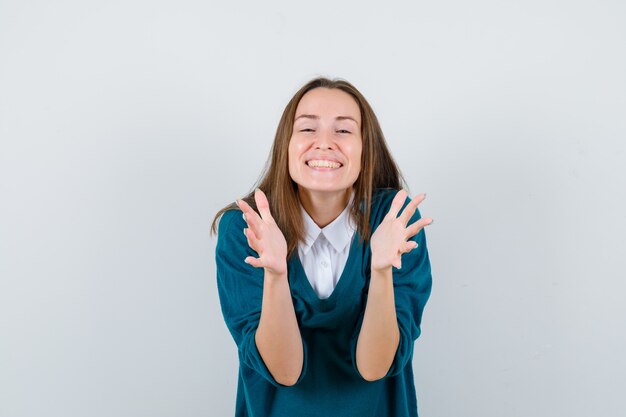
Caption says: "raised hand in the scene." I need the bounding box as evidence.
[370,189,433,272]
[236,188,288,276]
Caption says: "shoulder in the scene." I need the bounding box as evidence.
[216,208,246,248]
[372,187,399,207]
[369,187,424,227]
[365,188,398,231]
[218,207,244,229]
[372,187,419,210]
[370,187,408,214]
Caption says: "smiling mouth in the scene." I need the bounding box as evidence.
[306,164,342,171]
[305,160,343,169]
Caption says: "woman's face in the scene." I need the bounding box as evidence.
[288,87,362,195]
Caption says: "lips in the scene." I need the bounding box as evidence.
[304,157,343,166]
[305,163,343,173]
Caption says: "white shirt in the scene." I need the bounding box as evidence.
[297,191,357,300]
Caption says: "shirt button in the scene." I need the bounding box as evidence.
[321,261,328,267]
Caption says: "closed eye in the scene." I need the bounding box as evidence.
[299,128,351,133]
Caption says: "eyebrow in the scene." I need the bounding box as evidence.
[294,114,359,125]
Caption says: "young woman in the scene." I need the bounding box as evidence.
[210,77,434,417]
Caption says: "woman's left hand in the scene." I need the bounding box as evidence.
[370,190,433,273]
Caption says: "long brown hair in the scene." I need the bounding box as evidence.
[209,76,410,260]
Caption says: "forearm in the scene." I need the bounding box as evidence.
[255,269,304,386]
[355,266,400,381]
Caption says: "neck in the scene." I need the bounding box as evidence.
[298,188,353,229]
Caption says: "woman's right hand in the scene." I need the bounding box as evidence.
[236,188,288,276]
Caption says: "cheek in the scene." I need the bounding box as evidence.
[287,140,302,170]
[347,141,362,162]
[288,138,307,159]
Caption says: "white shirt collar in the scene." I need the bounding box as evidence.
[299,190,357,255]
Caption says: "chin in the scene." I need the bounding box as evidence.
[297,184,353,194]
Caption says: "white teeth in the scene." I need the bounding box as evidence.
[307,160,341,168]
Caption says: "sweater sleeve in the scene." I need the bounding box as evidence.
[350,194,433,380]
[215,209,308,388]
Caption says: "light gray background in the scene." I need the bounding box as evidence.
[1,1,625,416]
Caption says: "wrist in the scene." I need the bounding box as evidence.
[370,257,392,275]
[264,263,288,280]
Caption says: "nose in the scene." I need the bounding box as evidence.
[314,128,335,150]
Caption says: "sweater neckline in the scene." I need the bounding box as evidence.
[290,229,361,304]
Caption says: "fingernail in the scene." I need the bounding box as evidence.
[242,213,246,221]
[235,200,240,208]
[429,219,434,225]
[255,187,261,193]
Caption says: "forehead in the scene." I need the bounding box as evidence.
[295,88,361,124]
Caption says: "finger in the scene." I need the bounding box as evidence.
[244,256,263,268]
[401,240,419,253]
[393,255,402,269]
[400,193,426,226]
[243,227,259,251]
[238,198,264,239]
[386,189,409,220]
[405,217,433,240]
[254,188,275,224]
